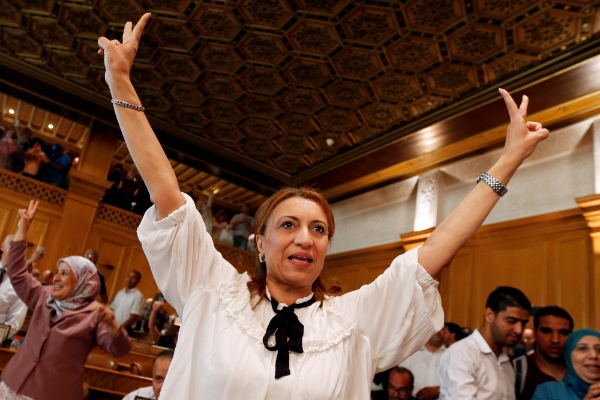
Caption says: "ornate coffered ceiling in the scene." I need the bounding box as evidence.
[0,0,599,199]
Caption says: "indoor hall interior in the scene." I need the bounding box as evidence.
[0,0,599,398]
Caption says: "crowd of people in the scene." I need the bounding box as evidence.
[0,125,72,189]
[369,287,600,400]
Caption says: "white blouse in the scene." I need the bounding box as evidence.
[138,194,444,399]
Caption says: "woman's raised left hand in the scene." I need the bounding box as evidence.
[499,88,550,167]
[96,304,121,336]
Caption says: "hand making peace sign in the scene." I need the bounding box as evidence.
[97,13,151,86]
[498,88,550,166]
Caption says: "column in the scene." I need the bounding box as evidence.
[52,121,120,257]
[413,170,445,232]
[576,194,600,329]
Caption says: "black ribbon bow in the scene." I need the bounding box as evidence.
[262,295,316,379]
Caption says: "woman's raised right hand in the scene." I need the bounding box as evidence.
[97,13,151,87]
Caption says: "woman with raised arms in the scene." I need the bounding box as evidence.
[97,14,549,399]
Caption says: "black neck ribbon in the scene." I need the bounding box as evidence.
[262,294,316,379]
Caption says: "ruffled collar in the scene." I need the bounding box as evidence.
[265,286,314,310]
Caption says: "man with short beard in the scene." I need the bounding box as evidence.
[439,287,531,400]
[513,306,573,400]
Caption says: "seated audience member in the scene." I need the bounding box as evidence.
[0,235,28,340]
[230,203,253,250]
[107,163,123,183]
[532,328,600,400]
[83,248,108,303]
[21,139,45,180]
[30,267,40,281]
[514,306,574,400]
[41,269,53,286]
[399,329,445,399]
[133,180,152,215]
[136,297,154,332]
[195,189,214,235]
[0,201,130,400]
[110,269,145,335]
[42,143,71,188]
[113,169,140,210]
[149,300,178,348]
[522,328,535,355]
[25,246,43,273]
[388,367,418,400]
[443,322,466,347]
[11,127,34,173]
[440,286,531,399]
[0,127,18,171]
[211,210,229,242]
[123,350,174,400]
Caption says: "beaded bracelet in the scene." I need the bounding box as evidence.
[111,99,145,112]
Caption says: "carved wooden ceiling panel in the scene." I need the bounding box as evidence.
[0,0,598,180]
[0,92,267,210]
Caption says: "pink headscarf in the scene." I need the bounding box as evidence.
[45,255,100,319]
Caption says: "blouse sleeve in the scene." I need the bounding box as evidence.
[96,324,132,358]
[6,240,45,311]
[137,193,239,317]
[335,247,444,372]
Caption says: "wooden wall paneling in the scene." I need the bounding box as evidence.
[325,242,405,293]
[473,242,549,314]
[325,208,596,330]
[554,236,593,328]
[322,266,364,294]
[0,205,11,241]
[438,252,474,328]
[86,229,129,301]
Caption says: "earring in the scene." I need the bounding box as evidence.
[259,253,265,263]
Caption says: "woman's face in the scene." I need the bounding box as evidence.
[52,262,77,301]
[257,197,330,296]
[571,335,600,384]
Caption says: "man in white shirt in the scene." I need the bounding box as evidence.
[110,270,145,333]
[123,349,173,400]
[0,234,28,340]
[399,329,445,399]
[439,286,532,400]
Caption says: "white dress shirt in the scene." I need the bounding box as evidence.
[137,193,444,399]
[0,261,28,339]
[439,329,515,400]
[110,287,145,325]
[399,345,446,394]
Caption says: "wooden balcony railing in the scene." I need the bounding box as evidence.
[0,168,66,207]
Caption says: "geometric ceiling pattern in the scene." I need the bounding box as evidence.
[0,92,268,210]
[0,0,597,178]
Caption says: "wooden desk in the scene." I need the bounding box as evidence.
[0,348,152,396]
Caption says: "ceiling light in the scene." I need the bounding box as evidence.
[8,109,14,115]
[325,138,335,147]
[47,124,54,129]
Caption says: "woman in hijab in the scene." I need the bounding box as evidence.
[0,200,132,400]
[533,328,600,400]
